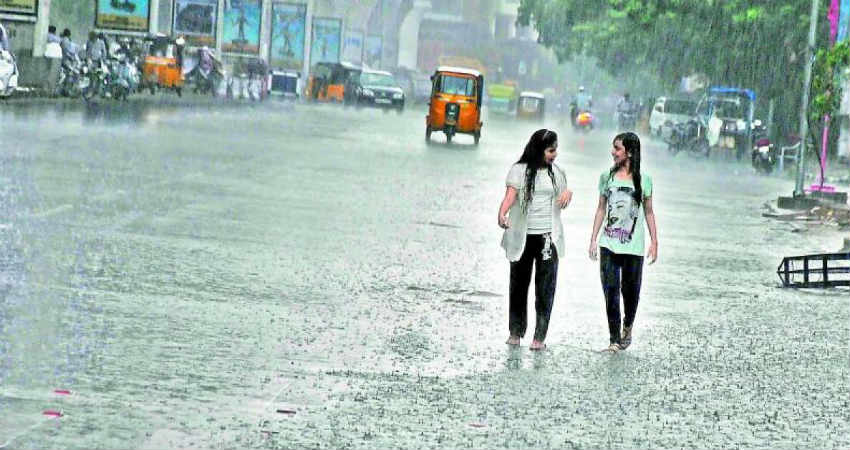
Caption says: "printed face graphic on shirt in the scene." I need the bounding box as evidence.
[604,185,639,244]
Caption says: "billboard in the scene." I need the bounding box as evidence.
[342,29,363,64]
[0,0,36,15]
[270,2,306,70]
[223,0,261,54]
[173,0,217,47]
[310,18,341,65]
[95,0,150,32]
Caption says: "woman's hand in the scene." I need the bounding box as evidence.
[647,240,658,265]
[588,240,598,261]
[498,214,511,229]
[557,189,573,209]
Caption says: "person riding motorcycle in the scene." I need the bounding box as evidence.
[617,93,638,130]
[570,85,593,125]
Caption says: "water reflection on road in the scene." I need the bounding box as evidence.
[0,99,847,449]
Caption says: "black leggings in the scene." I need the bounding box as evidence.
[509,234,558,342]
[599,246,644,344]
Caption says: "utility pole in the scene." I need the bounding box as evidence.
[795,0,821,196]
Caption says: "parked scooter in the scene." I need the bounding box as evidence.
[105,57,130,100]
[750,120,776,174]
[58,55,89,98]
[82,58,110,101]
[0,49,19,98]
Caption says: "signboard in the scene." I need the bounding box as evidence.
[365,35,381,68]
[173,0,217,47]
[342,29,363,64]
[0,0,36,15]
[269,2,306,70]
[310,18,341,65]
[95,0,150,32]
[223,0,261,54]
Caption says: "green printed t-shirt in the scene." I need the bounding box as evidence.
[597,171,653,256]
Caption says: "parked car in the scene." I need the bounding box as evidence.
[394,67,430,104]
[650,97,697,138]
[344,69,405,112]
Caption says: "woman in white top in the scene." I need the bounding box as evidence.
[498,129,573,350]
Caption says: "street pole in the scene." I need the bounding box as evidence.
[795,0,821,196]
[149,0,159,34]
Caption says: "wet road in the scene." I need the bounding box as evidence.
[1,98,848,449]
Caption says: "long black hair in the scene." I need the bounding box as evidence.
[609,132,643,205]
[516,128,558,212]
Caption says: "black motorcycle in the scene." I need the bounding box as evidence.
[666,119,710,158]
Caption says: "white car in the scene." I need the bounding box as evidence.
[649,97,696,138]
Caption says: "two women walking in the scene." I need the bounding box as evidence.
[498,130,658,352]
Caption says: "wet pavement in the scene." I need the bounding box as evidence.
[1,98,848,449]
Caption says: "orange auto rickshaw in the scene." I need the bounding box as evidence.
[305,61,361,102]
[425,66,483,145]
[141,34,185,96]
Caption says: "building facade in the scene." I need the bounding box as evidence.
[1,0,526,86]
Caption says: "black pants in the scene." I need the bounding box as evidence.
[599,246,644,344]
[509,234,558,341]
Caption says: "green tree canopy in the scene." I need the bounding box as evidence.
[518,0,832,138]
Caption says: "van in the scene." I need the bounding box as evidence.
[649,97,696,138]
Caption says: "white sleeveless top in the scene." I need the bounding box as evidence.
[500,163,568,262]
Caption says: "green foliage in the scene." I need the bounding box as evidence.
[518,0,828,138]
[518,0,815,93]
[810,41,850,122]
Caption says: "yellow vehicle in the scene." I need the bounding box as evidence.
[425,66,483,145]
[516,91,545,121]
[141,34,185,96]
[305,61,361,102]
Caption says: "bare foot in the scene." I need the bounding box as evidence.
[505,336,520,346]
[529,340,546,351]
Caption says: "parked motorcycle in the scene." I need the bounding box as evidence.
[750,120,776,174]
[105,56,139,100]
[0,49,18,98]
[81,59,110,101]
[57,56,89,98]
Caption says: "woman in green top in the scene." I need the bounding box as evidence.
[589,132,658,352]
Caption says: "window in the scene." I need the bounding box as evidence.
[712,100,743,118]
[664,100,696,115]
[436,75,475,96]
[360,73,396,87]
[520,97,540,110]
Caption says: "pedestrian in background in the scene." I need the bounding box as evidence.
[45,25,62,96]
[498,129,572,351]
[47,25,60,43]
[589,132,658,353]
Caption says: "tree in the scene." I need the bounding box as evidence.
[517,0,829,140]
